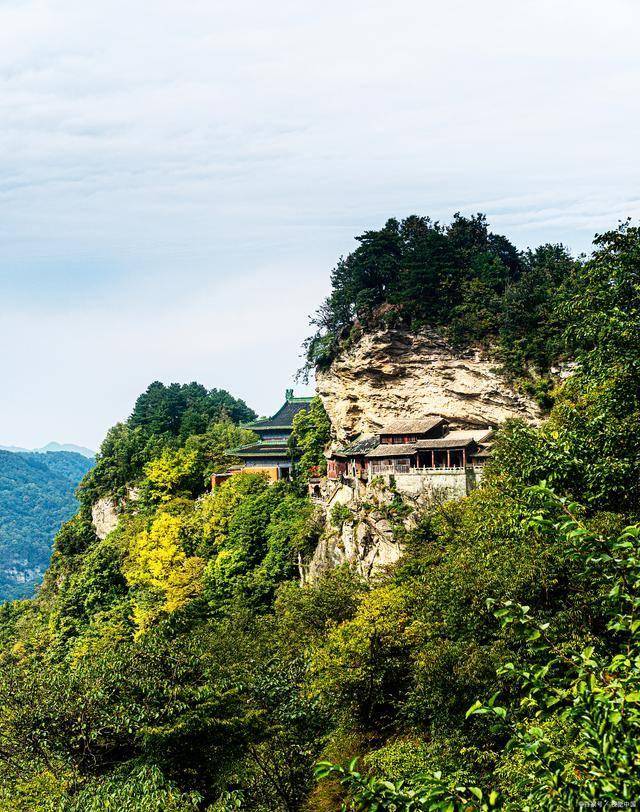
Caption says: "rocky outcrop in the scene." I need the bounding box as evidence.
[91,497,119,540]
[316,327,541,447]
[91,488,140,540]
[304,468,483,582]
[303,478,405,582]
[305,326,543,581]
[306,519,401,581]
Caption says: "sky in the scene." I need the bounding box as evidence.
[1,0,639,449]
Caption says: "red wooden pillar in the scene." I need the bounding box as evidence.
[446,449,451,468]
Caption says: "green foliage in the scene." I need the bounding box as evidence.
[79,382,256,504]
[124,508,206,633]
[184,421,257,485]
[78,422,163,505]
[466,487,640,809]
[129,381,255,439]
[315,759,500,811]
[201,474,320,612]
[315,486,640,809]
[288,396,331,481]
[274,566,367,643]
[53,764,203,812]
[559,220,640,375]
[331,502,352,528]
[310,583,414,729]
[4,220,640,810]
[489,370,640,514]
[0,450,93,600]
[143,447,202,501]
[53,513,98,557]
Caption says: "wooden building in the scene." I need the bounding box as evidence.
[327,418,492,480]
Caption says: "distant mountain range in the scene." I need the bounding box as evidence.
[0,450,94,601]
[0,442,95,459]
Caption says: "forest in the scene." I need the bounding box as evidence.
[0,450,93,601]
[0,216,639,810]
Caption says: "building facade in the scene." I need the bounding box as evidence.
[327,417,492,481]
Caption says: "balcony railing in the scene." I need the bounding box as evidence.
[370,463,412,474]
[370,465,470,475]
[335,464,478,480]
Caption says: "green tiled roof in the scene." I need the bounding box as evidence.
[227,440,291,459]
[244,395,313,432]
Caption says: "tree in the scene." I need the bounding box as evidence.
[288,397,331,481]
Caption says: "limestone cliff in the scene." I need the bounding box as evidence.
[307,326,541,581]
[316,327,541,448]
[303,470,476,582]
[91,488,139,540]
[91,497,119,540]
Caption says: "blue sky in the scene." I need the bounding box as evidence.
[1,0,639,449]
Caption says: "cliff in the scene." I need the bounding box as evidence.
[91,496,120,540]
[91,488,140,540]
[307,327,542,580]
[316,327,541,448]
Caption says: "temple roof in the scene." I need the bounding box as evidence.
[366,443,417,458]
[227,439,291,459]
[378,417,447,435]
[244,395,314,431]
[416,429,493,449]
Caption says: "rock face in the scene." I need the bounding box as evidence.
[316,327,541,448]
[91,497,119,540]
[306,518,401,581]
[306,326,542,582]
[91,488,140,540]
[303,478,405,582]
[304,468,484,582]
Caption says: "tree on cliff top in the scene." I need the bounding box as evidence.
[304,213,575,381]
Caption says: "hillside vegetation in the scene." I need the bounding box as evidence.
[0,451,93,601]
[0,219,639,810]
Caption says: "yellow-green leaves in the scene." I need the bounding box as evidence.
[144,448,200,501]
[124,510,204,633]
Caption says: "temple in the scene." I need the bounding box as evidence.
[326,417,492,481]
[214,390,313,486]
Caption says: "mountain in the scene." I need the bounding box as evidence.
[0,450,93,601]
[34,442,95,458]
[0,442,95,458]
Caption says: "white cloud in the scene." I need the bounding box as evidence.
[0,0,639,445]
